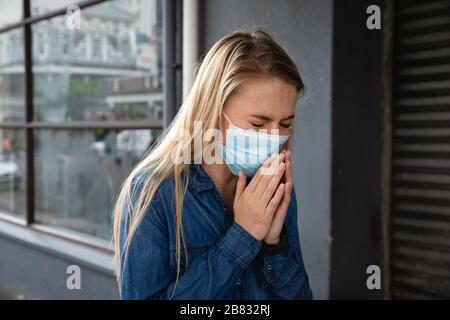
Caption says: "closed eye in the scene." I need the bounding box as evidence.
[251,122,291,129]
[250,122,264,128]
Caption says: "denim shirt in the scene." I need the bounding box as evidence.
[119,163,313,300]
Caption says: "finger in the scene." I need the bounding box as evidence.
[246,154,273,193]
[270,181,292,229]
[244,155,273,192]
[254,153,285,197]
[260,162,286,205]
[235,170,247,200]
[265,183,285,217]
[286,154,293,186]
[247,152,281,193]
[271,202,289,233]
[281,150,291,185]
[257,152,285,196]
[263,152,285,176]
[280,181,293,214]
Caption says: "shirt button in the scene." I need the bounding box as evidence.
[236,278,241,285]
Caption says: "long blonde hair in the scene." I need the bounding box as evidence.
[112,28,304,298]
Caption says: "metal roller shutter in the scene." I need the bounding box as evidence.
[391,0,450,299]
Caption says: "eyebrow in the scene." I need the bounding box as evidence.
[250,114,295,121]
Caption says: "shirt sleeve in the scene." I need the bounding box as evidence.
[119,172,263,300]
[260,224,290,256]
[255,187,313,300]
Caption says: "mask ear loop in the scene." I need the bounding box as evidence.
[222,112,233,126]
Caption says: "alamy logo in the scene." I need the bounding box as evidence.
[366,5,381,30]
[66,4,81,30]
[366,265,381,290]
[66,265,81,290]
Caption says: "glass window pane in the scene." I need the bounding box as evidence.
[0,0,23,29]
[32,0,164,123]
[0,29,25,121]
[0,129,26,218]
[31,0,82,16]
[34,128,161,240]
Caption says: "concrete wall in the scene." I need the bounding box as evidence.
[200,0,334,299]
[0,220,118,299]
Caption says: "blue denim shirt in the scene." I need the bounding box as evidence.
[119,163,313,300]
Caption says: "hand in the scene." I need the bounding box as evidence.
[233,153,286,241]
[263,149,293,245]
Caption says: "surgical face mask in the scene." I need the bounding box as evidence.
[218,112,290,177]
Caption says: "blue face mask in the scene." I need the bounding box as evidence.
[218,112,290,177]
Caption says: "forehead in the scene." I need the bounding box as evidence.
[227,76,298,116]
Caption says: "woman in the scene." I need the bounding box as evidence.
[112,28,313,300]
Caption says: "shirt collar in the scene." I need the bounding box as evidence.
[188,163,216,193]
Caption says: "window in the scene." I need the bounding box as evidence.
[0,0,180,246]
[34,128,161,239]
[0,128,26,218]
[36,31,46,58]
[0,29,25,122]
[31,0,81,16]
[32,1,165,123]
[0,2,25,220]
[0,0,23,29]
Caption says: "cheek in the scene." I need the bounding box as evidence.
[279,127,291,136]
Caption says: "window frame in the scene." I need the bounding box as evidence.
[0,0,182,252]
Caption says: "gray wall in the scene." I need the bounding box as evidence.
[200,0,334,299]
[0,221,118,299]
[0,239,117,299]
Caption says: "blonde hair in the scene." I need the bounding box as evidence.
[112,28,304,298]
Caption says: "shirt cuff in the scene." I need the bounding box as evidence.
[261,225,290,256]
[218,222,262,269]
[258,227,300,288]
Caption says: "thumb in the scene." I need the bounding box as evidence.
[235,170,246,199]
